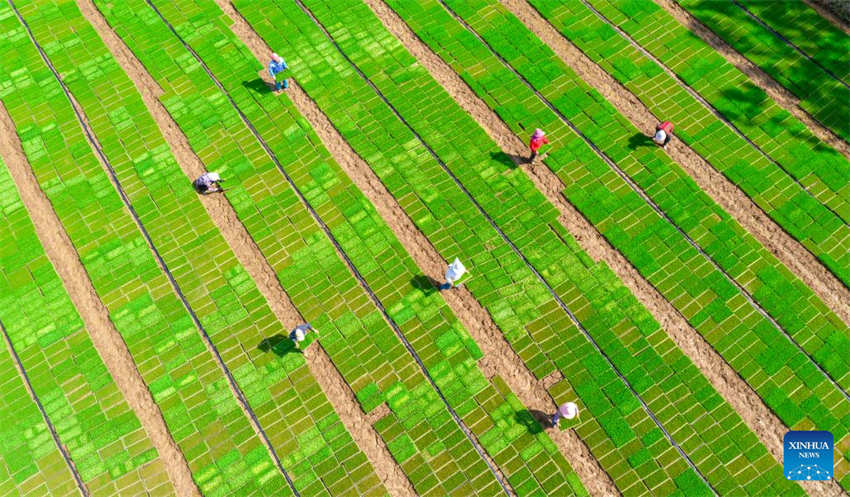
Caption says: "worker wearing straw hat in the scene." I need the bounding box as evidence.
[269,53,288,92]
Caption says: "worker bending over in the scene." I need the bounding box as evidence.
[193,172,224,194]
[440,258,467,290]
[552,402,579,427]
[290,323,319,349]
[653,121,673,148]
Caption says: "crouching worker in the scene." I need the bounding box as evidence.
[653,121,673,148]
[290,323,319,350]
[440,258,467,290]
[551,402,579,427]
[193,172,224,194]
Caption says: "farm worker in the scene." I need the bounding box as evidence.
[290,323,319,349]
[440,258,467,290]
[653,121,673,148]
[551,402,579,427]
[269,53,288,91]
[193,171,223,194]
[528,128,549,162]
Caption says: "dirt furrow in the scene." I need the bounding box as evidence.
[0,103,199,497]
[209,3,524,495]
[808,0,850,30]
[46,3,299,489]
[365,403,391,425]
[290,67,618,497]
[77,3,416,495]
[503,0,850,327]
[304,346,417,497]
[652,0,850,156]
[359,4,847,497]
[207,0,619,494]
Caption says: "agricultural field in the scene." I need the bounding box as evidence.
[0,0,847,496]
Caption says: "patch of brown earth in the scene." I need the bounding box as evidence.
[361,3,849,497]
[78,2,415,495]
[212,0,616,495]
[365,403,391,425]
[37,6,298,489]
[0,103,195,497]
[652,0,850,156]
[807,0,850,30]
[503,0,850,328]
[211,1,620,495]
[304,346,417,497]
[541,370,564,390]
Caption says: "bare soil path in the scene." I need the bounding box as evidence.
[76,2,417,495]
[808,0,850,32]
[360,3,846,497]
[653,0,850,156]
[0,103,200,497]
[214,1,619,495]
[503,0,850,327]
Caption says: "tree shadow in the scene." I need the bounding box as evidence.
[491,150,525,169]
[515,408,551,435]
[258,334,300,356]
[243,78,273,95]
[628,132,655,150]
[685,0,846,127]
[410,274,440,296]
[719,85,840,152]
[719,85,769,121]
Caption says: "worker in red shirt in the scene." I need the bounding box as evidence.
[528,128,549,162]
[653,121,673,148]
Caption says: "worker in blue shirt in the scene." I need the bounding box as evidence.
[269,53,288,91]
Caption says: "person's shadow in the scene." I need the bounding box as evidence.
[410,275,440,296]
[258,334,300,356]
[628,132,655,150]
[515,409,551,434]
[243,78,273,95]
[490,150,524,169]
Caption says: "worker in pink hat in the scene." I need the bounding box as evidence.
[528,128,549,162]
[269,53,288,92]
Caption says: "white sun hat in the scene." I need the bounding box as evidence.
[558,402,579,420]
[445,258,466,283]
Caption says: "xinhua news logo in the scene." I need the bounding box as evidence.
[784,431,833,481]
